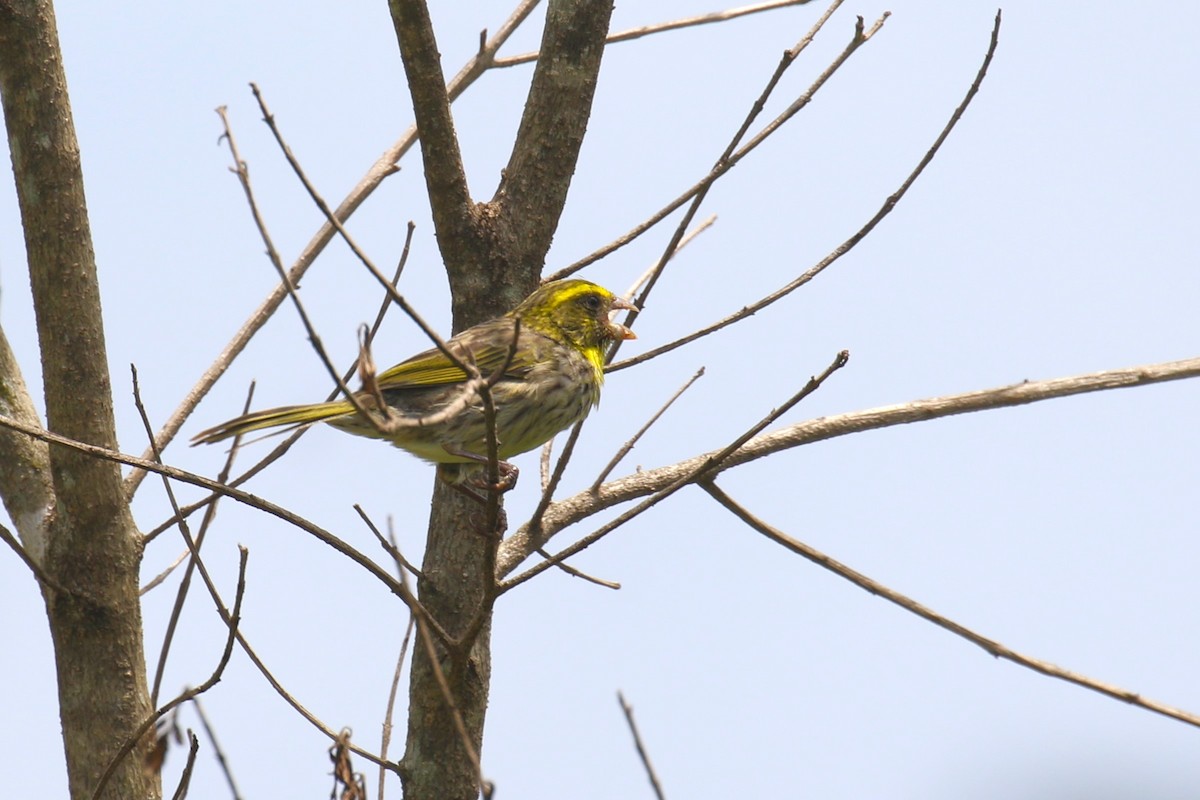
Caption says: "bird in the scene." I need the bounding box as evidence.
[192,278,636,490]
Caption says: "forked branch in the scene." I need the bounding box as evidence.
[498,355,1200,575]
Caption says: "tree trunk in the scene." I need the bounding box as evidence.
[389,1,614,796]
[0,1,157,798]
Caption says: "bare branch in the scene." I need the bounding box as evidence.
[607,3,859,364]
[354,507,456,647]
[533,546,621,590]
[138,369,252,706]
[360,222,417,363]
[493,0,817,68]
[125,3,540,494]
[592,367,705,489]
[92,547,248,800]
[623,214,717,300]
[361,509,423,580]
[526,420,586,544]
[140,547,189,596]
[191,697,244,800]
[168,732,200,800]
[492,0,616,264]
[144,383,254,594]
[379,613,415,800]
[0,521,67,595]
[701,480,1200,731]
[387,0,474,263]
[232,613,398,773]
[499,354,1200,576]
[610,8,1001,372]
[502,351,849,590]
[618,692,667,800]
[153,476,401,776]
[0,326,52,558]
[213,106,368,421]
[250,84,480,384]
[0,414,412,601]
[551,1,866,281]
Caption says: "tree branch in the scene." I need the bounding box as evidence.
[125,2,540,495]
[503,350,849,590]
[0,413,413,601]
[0,325,53,560]
[551,4,885,281]
[701,480,1200,731]
[498,355,1200,575]
[610,7,1001,371]
[493,0,816,68]
[493,0,616,259]
[0,3,155,797]
[387,0,476,271]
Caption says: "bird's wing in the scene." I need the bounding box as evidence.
[375,318,539,389]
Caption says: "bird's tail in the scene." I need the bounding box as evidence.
[191,400,354,445]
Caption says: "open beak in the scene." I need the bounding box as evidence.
[608,296,638,340]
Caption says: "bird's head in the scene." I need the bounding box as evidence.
[512,279,637,359]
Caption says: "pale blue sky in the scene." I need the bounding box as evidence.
[2,2,1198,797]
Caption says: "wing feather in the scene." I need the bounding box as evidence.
[375,318,540,389]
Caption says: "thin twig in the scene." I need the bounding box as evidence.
[134,407,403,775]
[550,0,856,281]
[498,354,1200,577]
[143,427,303,544]
[384,523,492,797]
[125,3,539,496]
[0,521,67,595]
[169,732,200,800]
[592,367,705,489]
[379,615,415,800]
[231,612,397,772]
[525,421,586,546]
[501,351,849,591]
[608,3,863,366]
[357,222,417,375]
[492,0,816,67]
[249,85,512,447]
[140,547,190,596]
[191,696,244,800]
[250,84,467,374]
[623,214,716,301]
[533,546,621,590]
[146,227,414,546]
[354,506,455,646]
[215,106,378,428]
[378,518,415,800]
[617,692,667,800]
[91,548,248,800]
[700,479,1200,731]
[361,508,423,578]
[1,414,413,603]
[147,375,253,706]
[610,8,1000,372]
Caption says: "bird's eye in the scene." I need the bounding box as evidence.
[581,294,602,312]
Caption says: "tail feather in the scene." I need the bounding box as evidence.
[191,400,354,445]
